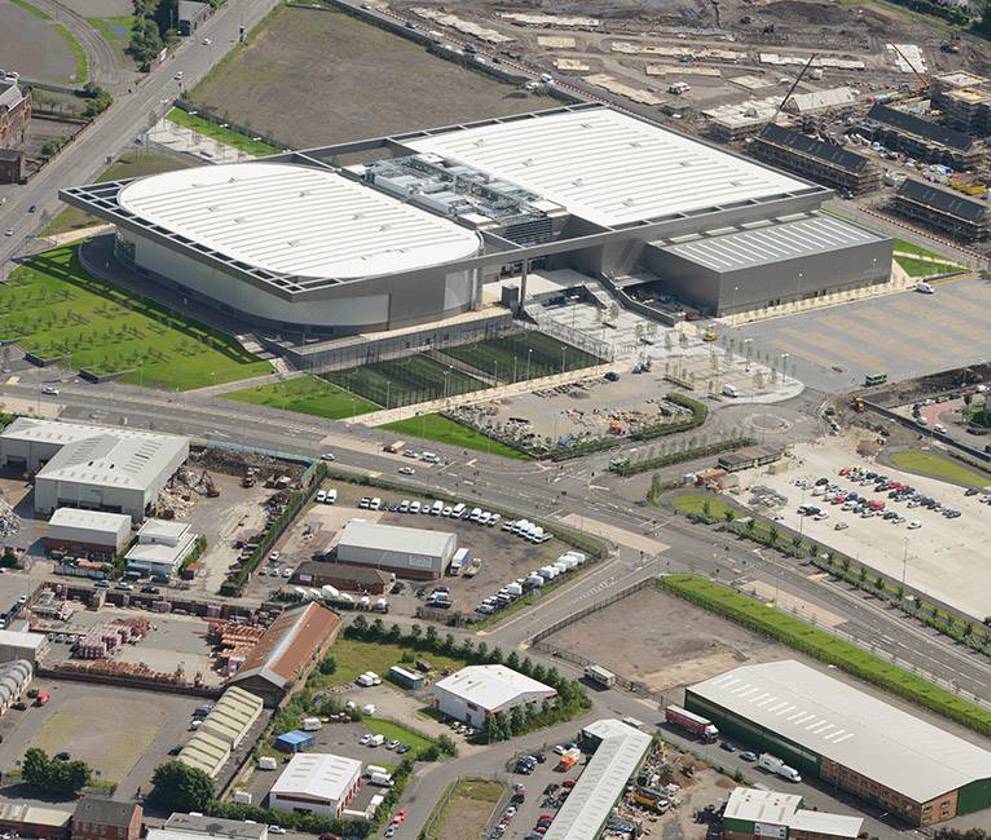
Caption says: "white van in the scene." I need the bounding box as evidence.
[916,281,935,295]
[449,547,469,575]
[469,507,483,522]
[302,717,322,731]
[368,734,386,748]
[452,503,467,518]
[430,500,444,516]
[722,384,740,398]
[421,452,440,464]
[325,488,337,505]
[410,501,421,514]
[370,497,382,510]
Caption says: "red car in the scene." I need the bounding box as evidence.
[392,811,406,825]
[563,778,577,789]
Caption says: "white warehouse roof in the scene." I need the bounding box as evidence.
[48,508,132,535]
[689,660,991,803]
[117,162,482,280]
[3,418,188,491]
[545,719,652,839]
[404,108,809,227]
[271,752,362,803]
[725,788,862,839]
[434,664,556,713]
[338,520,455,558]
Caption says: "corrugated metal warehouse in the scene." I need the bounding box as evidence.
[0,419,189,522]
[335,520,456,579]
[46,508,132,558]
[686,660,991,826]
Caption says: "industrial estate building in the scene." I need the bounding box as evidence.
[270,753,363,818]
[686,660,991,826]
[0,630,45,664]
[0,660,32,716]
[152,814,269,840]
[433,664,557,727]
[46,508,132,559]
[0,419,189,522]
[292,561,390,594]
[749,125,881,196]
[178,729,231,779]
[230,602,341,705]
[124,519,199,579]
[861,103,984,170]
[62,104,892,324]
[722,787,863,840]
[197,686,264,749]
[892,178,990,241]
[335,520,456,580]
[545,718,652,839]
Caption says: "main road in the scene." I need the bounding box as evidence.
[0,0,283,258]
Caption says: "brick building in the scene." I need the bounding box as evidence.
[71,798,142,840]
[0,71,30,184]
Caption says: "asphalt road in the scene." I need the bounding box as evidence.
[0,0,283,257]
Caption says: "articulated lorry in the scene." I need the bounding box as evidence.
[665,705,719,743]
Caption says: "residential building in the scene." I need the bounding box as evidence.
[892,178,990,241]
[861,103,984,170]
[71,799,142,840]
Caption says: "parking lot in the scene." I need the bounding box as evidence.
[0,679,201,800]
[502,741,587,839]
[732,435,991,620]
[728,278,991,392]
[252,481,578,618]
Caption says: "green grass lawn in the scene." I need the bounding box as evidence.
[311,638,468,689]
[381,414,530,460]
[44,149,195,237]
[2,246,271,389]
[660,574,991,736]
[364,717,434,754]
[893,238,961,261]
[56,22,89,84]
[323,355,487,409]
[672,494,737,518]
[167,107,282,156]
[88,15,135,66]
[890,449,990,487]
[893,256,963,277]
[223,375,381,419]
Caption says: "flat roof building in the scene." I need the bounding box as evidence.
[62,104,890,326]
[230,603,340,706]
[154,814,268,840]
[545,719,652,839]
[686,660,991,825]
[433,664,557,728]
[0,418,189,522]
[0,630,45,665]
[125,519,198,579]
[335,520,456,580]
[46,508,131,559]
[723,787,863,840]
[269,753,362,818]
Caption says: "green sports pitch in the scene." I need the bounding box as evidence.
[444,331,603,381]
[321,355,486,408]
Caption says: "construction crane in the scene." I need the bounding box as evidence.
[888,42,929,98]
[770,52,817,126]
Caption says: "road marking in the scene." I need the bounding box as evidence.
[465,458,477,467]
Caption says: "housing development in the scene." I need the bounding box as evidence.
[2,0,991,839]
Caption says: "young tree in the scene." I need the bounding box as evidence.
[318,652,336,675]
[506,650,521,671]
[510,704,528,735]
[424,625,439,648]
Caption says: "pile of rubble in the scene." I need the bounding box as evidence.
[0,496,21,537]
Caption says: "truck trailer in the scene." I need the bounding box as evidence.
[665,705,718,742]
[584,664,617,688]
[758,753,802,783]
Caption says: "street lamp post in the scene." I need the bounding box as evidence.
[526,348,532,381]
[780,353,790,386]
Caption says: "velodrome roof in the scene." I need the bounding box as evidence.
[116,162,482,280]
[659,214,884,273]
[688,660,991,803]
[402,108,811,227]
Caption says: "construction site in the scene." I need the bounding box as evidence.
[379,0,991,250]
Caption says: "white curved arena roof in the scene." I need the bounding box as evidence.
[117,162,482,280]
[404,108,810,227]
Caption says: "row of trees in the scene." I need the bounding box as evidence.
[128,0,177,68]
[23,748,92,796]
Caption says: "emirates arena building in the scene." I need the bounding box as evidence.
[61,104,892,336]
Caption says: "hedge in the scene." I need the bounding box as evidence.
[658,574,991,736]
[630,393,708,441]
[613,435,755,476]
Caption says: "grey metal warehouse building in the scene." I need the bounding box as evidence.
[0,418,189,522]
[686,660,991,826]
[61,104,892,328]
[335,520,456,579]
[46,508,132,558]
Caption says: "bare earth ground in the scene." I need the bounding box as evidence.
[190,5,560,148]
[547,586,790,692]
[0,1,78,84]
